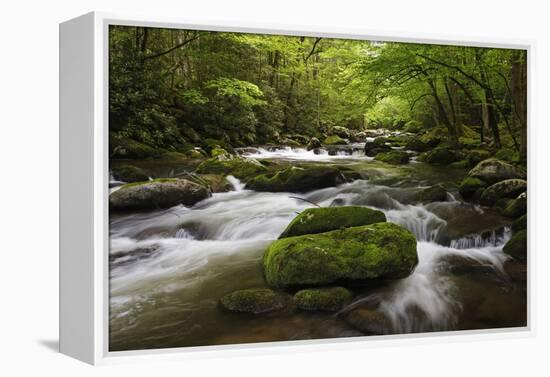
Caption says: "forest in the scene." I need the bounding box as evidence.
[109,26,527,163]
[108,25,528,351]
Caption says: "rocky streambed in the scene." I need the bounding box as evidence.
[108,140,527,351]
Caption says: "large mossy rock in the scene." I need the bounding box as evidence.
[419,127,448,147]
[246,166,345,193]
[479,179,527,205]
[293,287,352,312]
[279,206,386,238]
[503,230,527,262]
[374,150,410,165]
[111,165,149,183]
[196,153,267,180]
[468,158,526,184]
[466,149,492,167]
[306,137,322,151]
[220,288,291,314]
[502,192,527,218]
[459,177,487,199]
[263,222,418,289]
[364,138,392,157]
[404,137,430,152]
[512,214,527,233]
[110,137,160,159]
[109,178,211,211]
[417,184,447,203]
[323,135,347,145]
[420,147,460,165]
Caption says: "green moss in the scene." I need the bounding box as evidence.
[495,148,520,163]
[161,151,189,160]
[503,230,527,262]
[279,206,386,238]
[374,150,410,165]
[466,149,492,167]
[263,222,418,289]
[219,288,290,314]
[420,147,459,165]
[404,137,429,152]
[119,177,176,189]
[211,148,229,157]
[512,214,527,233]
[110,138,160,159]
[293,287,352,312]
[459,177,487,198]
[419,127,448,147]
[111,165,149,183]
[502,193,527,218]
[449,159,470,169]
[417,184,447,203]
[196,154,267,180]
[247,166,345,193]
[323,135,346,145]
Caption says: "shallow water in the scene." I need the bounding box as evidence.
[109,146,526,351]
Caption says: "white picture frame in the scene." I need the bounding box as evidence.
[59,11,535,365]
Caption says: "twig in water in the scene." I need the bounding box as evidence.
[289,196,322,208]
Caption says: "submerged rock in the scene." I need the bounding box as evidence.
[279,206,386,238]
[374,150,410,165]
[109,178,211,211]
[293,287,352,312]
[246,166,345,193]
[503,230,527,262]
[343,306,394,335]
[111,165,149,183]
[263,222,418,289]
[220,288,291,314]
[417,184,447,203]
[479,179,527,205]
[468,158,526,184]
[196,153,267,180]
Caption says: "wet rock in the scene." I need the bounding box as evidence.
[417,184,447,203]
[110,137,160,159]
[329,126,352,139]
[459,177,487,199]
[323,135,348,145]
[220,288,292,314]
[480,179,527,205]
[199,174,233,193]
[246,166,346,193]
[343,306,394,335]
[419,147,460,165]
[263,222,418,289]
[109,178,211,211]
[404,137,430,152]
[306,137,322,151]
[468,158,526,184]
[512,214,527,233]
[293,287,353,312]
[502,192,527,218]
[235,147,261,155]
[111,165,149,183]
[196,153,267,180]
[210,147,229,157]
[279,206,386,238]
[466,149,492,167]
[374,150,410,165]
[503,230,527,262]
[419,127,448,147]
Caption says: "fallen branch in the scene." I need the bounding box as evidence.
[289,196,321,208]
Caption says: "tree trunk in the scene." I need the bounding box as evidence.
[511,50,528,162]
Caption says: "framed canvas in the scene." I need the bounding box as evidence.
[59,11,533,365]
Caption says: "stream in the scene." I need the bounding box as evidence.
[109,146,526,351]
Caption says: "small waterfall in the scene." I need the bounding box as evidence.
[226,175,245,191]
[450,226,511,249]
[385,203,447,242]
[175,228,194,240]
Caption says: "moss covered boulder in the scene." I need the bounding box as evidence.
[404,137,430,152]
[417,184,447,203]
[374,150,410,165]
[466,149,492,167]
[306,137,322,151]
[293,287,352,312]
[220,288,291,314]
[279,206,386,238]
[459,177,487,199]
[109,178,211,211]
[479,179,527,205]
[323,135,347,145]
[246,166,345,193]
[468,158,526,184]
[111,165,149,183]
[512,214,527,233]
[420,147,459,165]
[364,138,392,157]
[110,137,160,159]
[503,230,527,262]
[196,153,267,180]
[419,127,448,147]
[263,222,418,289]
[502,192,527,218]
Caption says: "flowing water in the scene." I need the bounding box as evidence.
[109,146,526,351]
